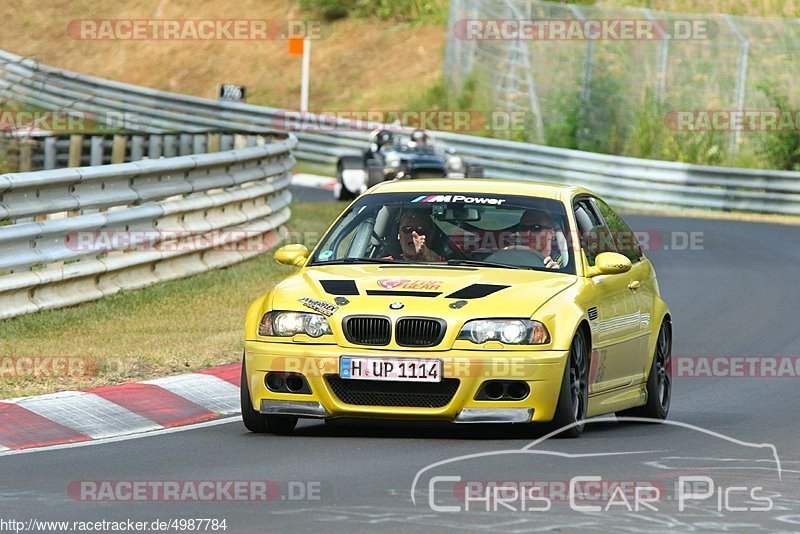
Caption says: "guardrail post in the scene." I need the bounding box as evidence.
[44,136,57,170]
[179,133,193,155]
[234,134,248,149]
[163,134,177,157]
[130,135,145,161]
[111,135,127,163]
[90,135,104,166]
[220,134,234,152]
[148,135,163,159]
[193,134,207,154]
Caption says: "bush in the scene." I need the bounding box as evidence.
[624,92,727,166]
[757,82,800,171]
[299,0,448,23]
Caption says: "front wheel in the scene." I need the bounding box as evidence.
[240,356,298,435]
[548,329,589,438]
[616,319,672,422]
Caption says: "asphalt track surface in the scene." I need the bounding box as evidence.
[2,189,799,533]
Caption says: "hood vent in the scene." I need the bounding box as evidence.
[446,284,509,300]
[366,290,442,298]
[320,279,359,296]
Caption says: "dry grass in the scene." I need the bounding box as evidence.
[0,0,445,111]
[0,201,347,399]
[597,0,800,17]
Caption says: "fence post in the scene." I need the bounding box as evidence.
[207,133,220,152]
[19,139,34,172]
[723,15,750,152]
[643,8,670,104]
[568,5,594,105]
[68,135,83,168]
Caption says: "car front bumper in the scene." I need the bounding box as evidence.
[244,340,568,424]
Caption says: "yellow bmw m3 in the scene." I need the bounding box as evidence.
[241,179,672,438]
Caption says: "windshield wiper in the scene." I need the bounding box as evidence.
[445,259,525,270]
[314,257,399,265]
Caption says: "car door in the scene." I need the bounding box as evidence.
[573,198,641,394]
[592,198,654,385]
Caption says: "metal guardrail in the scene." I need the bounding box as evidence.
[0,130,296,319]
[2,48,800,216]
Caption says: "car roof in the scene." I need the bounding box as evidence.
[366,178,594,202]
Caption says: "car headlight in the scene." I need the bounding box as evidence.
[457,319,550,345]
[384,152,401,169]
[259,311,332,338]
[447,156,465,173]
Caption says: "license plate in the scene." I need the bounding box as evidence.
[339,357,442,383]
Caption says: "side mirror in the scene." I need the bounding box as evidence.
[587,252,632,277]
[274,244,309,267]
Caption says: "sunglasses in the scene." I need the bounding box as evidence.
[400,225,429,234]
[520,224,553,232]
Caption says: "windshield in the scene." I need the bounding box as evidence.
[311,192,575,274]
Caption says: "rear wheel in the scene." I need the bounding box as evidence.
[240,355,298,435]
[616,319,672,421]
[549,329,589,438]
[335,163,355,201]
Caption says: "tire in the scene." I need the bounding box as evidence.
[240,355,298,435]
[466,164,484,178]
[548,328,589,438]
[616,319,672,422]
[366,159,384,188]
[335,162,355,201]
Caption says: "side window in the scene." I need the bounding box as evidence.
[573,199,616,266]
[593,199,643,262]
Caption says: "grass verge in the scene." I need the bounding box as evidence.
[0,201,347,399]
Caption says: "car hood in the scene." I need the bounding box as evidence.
[269,264,577,320]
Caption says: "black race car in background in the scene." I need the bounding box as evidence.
[333,129,484,200]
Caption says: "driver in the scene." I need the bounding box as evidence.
[410,129,429,147]
[457,209,562,269]
[514,209,561,269]
[385,209,442,262]
[367,129,393,160]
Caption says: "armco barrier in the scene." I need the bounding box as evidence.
[2,49,799,215]
[0,130,296,319]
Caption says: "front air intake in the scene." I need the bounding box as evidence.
[342,315,391,346]
[395,317,445,347]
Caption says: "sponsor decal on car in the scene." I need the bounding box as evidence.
[298,298,338,316]
[377,279,443,290]
[411,194,506,205]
